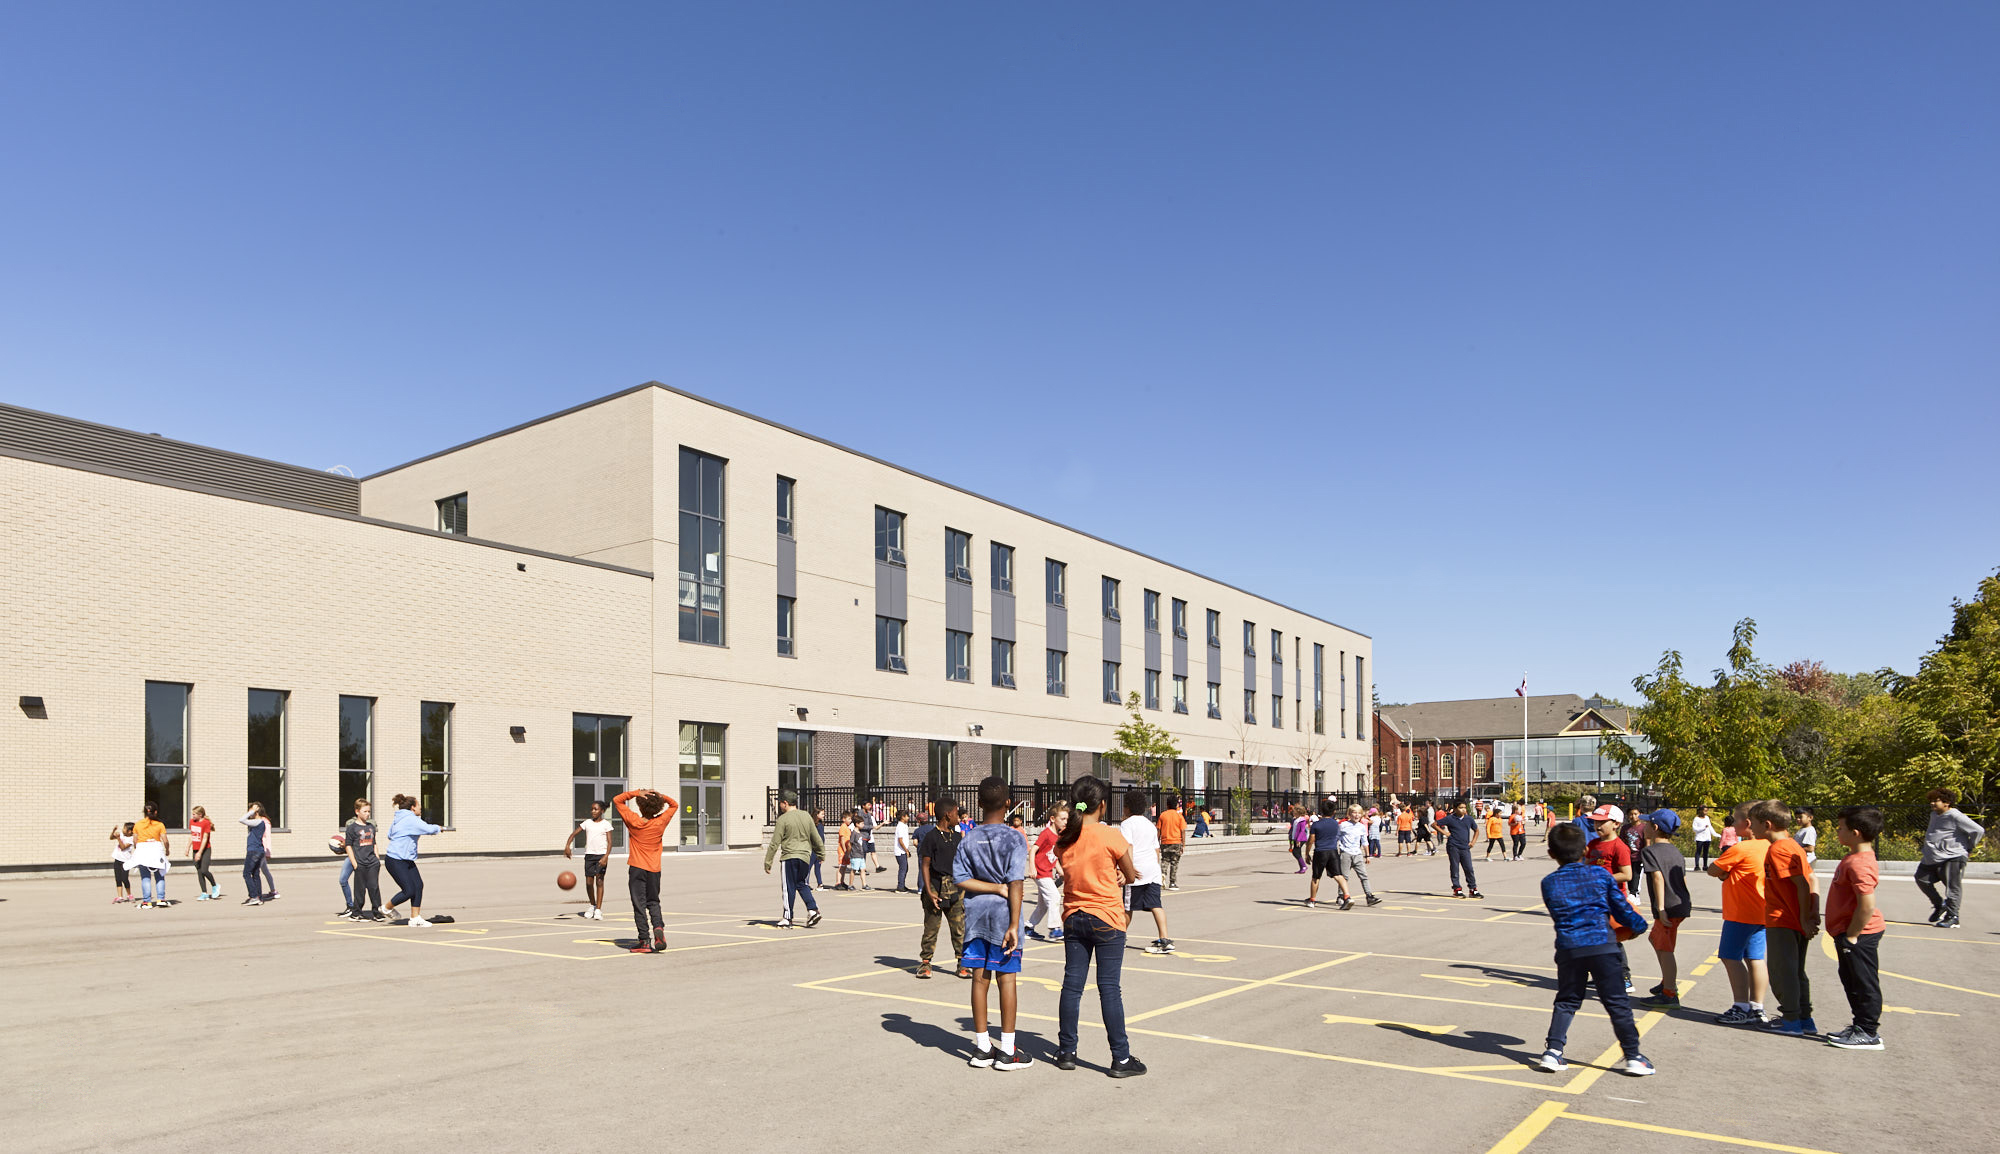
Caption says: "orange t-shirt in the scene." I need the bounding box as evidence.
[1158,809,1187,846]
[133,818,166,844]
[1059,821,1131,931]
[614,791,677,872]
[1508,813,1525,835]
[1763,836,1812,932]
[1396,812,1414,832]
[1826,850,1886,937]
[1485,815,1504,838]
[1712,838,1768,924]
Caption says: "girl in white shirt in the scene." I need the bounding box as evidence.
[111,824,135,903]
[1691,806,1715,871]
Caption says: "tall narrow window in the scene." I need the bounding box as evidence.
[946,629,972,681]
[1143,590,1160,632]
[1103,661,1121,704]
[1046,559,1066,607]
[1244,689,1257,724]
[1207,682,1222,719]
[1145,669,1161,711]
[993,745,1017,784]
[1313,643,1325,735]
[1171,598,1187,638]
[144,681,190,830]
[338,695,374,824]
[436,493,467,536]
[1206,609,1221,647]
[991,543,1014,592]
[776,476,795,538]
[1172,675,1188,713]
[945,528,972,583]
[874,506,906,564]
[876,616,907,672]
[247,689,287,829]
[777,596,796,656]
[778,729,815,796]
[1356,656,1367,741]
[928,740,957,790]
[1272,693,1283,729]
[1243,621,1256,656]
[678,447,727,645]
[992,638,1016,687]
[420,701,453,827]
[1101,577,1120,620]
[854,734,886,791]
[1046,649,1067,696]
[1045,749,1068,785]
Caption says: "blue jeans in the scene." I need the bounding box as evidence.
[138,866,162,901]
[1447,844,1477,891]
[782,858,820,919]
[895,855,909,890]
[242,850,266,899]
[340,859,355,905]
[1059,912,1130,1063]
[1546,949,1641,1057]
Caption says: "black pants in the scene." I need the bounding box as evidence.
[384,857,423,908]
[629,866,663,940]
[1694,841,1712,870]
[349,859,382,912]
[1447,844,1477,892]
[1546,949,1641,1058]
[781,858,819,919]
[1833,931,1883,1034]
[1511,833,1527,858]
[1915,859,1966,918]
[194,847,215,890]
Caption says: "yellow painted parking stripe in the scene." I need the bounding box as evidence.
[1558,1109,1845,1152]
[1559,978,1694,1094]
[1483,1100,1567,1154]
[1124,953,1369,1023]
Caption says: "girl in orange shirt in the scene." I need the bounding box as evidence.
[1054,776,1142,1078]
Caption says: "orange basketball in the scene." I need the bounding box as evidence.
[557,870,577,891]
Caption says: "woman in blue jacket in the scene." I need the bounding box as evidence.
[383,793,442,927]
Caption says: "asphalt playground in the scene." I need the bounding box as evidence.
[8,833,1995,1152]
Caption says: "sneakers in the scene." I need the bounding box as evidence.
[1937,915,1961,930]
[1625,983,1636,995]
[1451,889,1464,899]
[1535,1049,1568,1073]
[1107,1056,1147,1079]
[629,941,654,954]
[1762,1018,1807,1037]
[653,934,667,953]
[1023,927,1046,941]
[1618,1054,1657,1077]
[1826,1026,1885,1050]
[806,910,823,928]
[1715,1006,1764,1026]
[777,918,793,929]
[1145,940,1170,955]
[995,1050,1034,1071]
[968,1050,996,1069]
[1046,930,1064,942]
[195,893,211,901]
[265,892,281,902]
[1469,890,1485,900]
[1800,1017,1819,1036]
[1303,899,1316,909]
[956,967,974,980]
[1927,906,1946,924]
[245,898,263,906]
[1639,992,1681,1010]
[1162,940,1177,953]
[1365,895,1383,906]
[916,962,933,979]
[1167,884,1179,891]
[408,916,432,928]
[1054,1052,1078,1071]
[1336,897,1353,911]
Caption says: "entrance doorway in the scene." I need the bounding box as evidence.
[678,722,727,850]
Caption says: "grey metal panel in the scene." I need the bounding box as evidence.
[1101,617,1121,662]
[1246,649,1257,692]
[1,401,360,513]
[945,580,973,632]
[1171,633,1188,678]
[1143,628,1161,671]
[776,534,797,599]
[991,591,1016,642]
[1046,605,1067,651]
[874,560,907,618]
[1205,642,1219,686]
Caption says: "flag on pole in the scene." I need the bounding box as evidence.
[1516,676,1526,698]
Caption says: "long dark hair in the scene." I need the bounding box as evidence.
[1057,775,1109,852]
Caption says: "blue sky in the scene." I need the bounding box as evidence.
[3,4,1995,703]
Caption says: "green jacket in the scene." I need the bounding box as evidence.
[765,807,825,867]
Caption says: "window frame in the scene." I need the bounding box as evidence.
[1046,559,1067,608]
[419,700,454,829]
[1206,681,1222,720]
[777,594,796,657]
[1144,669,1161,711]
[1171,598,1188,639]
[874,506,907,566]
[991,637,1016,688]
[991,542,1014,593]
[945,528,972,584]
[144,680,192,832]
[1171,674,1188,714]
[247,687,289,831]
[337,694,375,825]
[1101,576,1121,621]
[776,475,796,538]
[875,616,908,673]
[1046,649,1067,696]
[1143,590,1160,632]
[1206,609,1221,648]
[435,493,468,536]
[945,628,972,682]
[1103,660,1121,704]
[677,447,728,647]
[1244,689,1257,725]
[1243,620,1256,656]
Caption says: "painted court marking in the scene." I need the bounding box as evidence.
[1484,1100,1846,1154]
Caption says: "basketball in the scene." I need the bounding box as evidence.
[327,833,346,855]
[557,870,577,891]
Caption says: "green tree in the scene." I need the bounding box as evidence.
[1878,571,2000,809]
[1106,691,1182,785]
[1605,618,1787,804]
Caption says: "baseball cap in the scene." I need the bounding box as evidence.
[1644,808,1681,834]
[1587,804,1624,824]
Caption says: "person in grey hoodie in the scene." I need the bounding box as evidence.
[1916,788,1985,930]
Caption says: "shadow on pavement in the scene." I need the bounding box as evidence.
[1375,1023,1531,1060]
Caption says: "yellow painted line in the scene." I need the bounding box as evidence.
[437,927,489,934]
[1484,1100,1568,1154]
[1558,978,1693,1095]
[1484,904,1545,923]
[316,928,606,962]
[1174,938,1562,971]
[1429,1063,1536,1073]
[1883,1005,1959,1017]
[1558,1109,1846,1153]
[1124,953,1369,1024]
[1324,1013,1454,1034]
[1272,981,1611,1019]
[1424,972,1532,989]
[1160,884,1241,897]
[1880,969,2000,998]
[653,922,908,956]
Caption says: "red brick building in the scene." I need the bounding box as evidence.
[1373,694,1631,795]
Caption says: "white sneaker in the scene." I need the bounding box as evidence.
[408,916,432,927]
[1535,1049,1567,1073]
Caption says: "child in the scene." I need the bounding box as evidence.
[1825,806,1887,1050]
[1435,801,1482,899]
[1024,807,1068,941]
[1289,808,1311,873]
[1483,807,1505,862]
[1692,805,1715,870]
[917,798,967,979]
[1583,805,1634,991]
[110,823,135,903]
[1337,804,1383,907]
[1122,790,1173,953]
[239,803,272,906]
[131,802,170,908]
[563,799,614,920]
[1637,809,1691,1009]
[1366,809,1383,859]
[344,799,383,921]
[1706,803,1770,1025]
[1534,822,1654,1077]
[835,813,855,891]
[1054,776,1143,1077]
[1157,793,1186,890]
[848,811,872,891]
[1509,806,1527,862]
[188,805,218,900]
[954,777,1033,1070]
[1917,788,1986,930]
[762,790,825,929]
[1305,798,1346,909]
[1796,807,1818,867]
[1749,799,1819,1036]
[1395,805,1415,856]
[610,788,677,953]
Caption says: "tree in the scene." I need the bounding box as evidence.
[1878,571,2000,809]
[1504,760,1527,804]
[1105,691,1182,785]
[1605,618,1788,805]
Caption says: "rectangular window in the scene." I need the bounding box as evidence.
[1172,674,1188,714]
[145,681,191,830]
[945,528,972,583]
[1144,669,1161,710]
[1473,752,1488,776]
[1340,649,1348,737]
[420,701,453,827]
[1103,660,1121,704]
[1243,621,1256,656]
[1441,753,1456,787]
[1171,598,1187,639]
[1271,629,1283,664]
[1266,766,1279,793]
[1101,576,1120,620]
[1410,749,1421,777]
[991,542,1014,592]
[1046,749,1068,785]
[928,740,957,790]
[874,506,906,565]
[1045,559,1066,607]
[853,733,886,790]
[574,713,629,789]
[677,447,727,646]
[993,745,1017,784]
[436,493,467,536]
[1312,643,1325,735]
[992,638,1016,688]
[776,475,795,538]
[247,688,287,829]
[875,616,907,672]
[1046,649,1067,696]
[1143,590,1160,632]
[679,721,726,780]
[777,595,796,656]
[946,629,972,681]
[337,695,373,824]
[778,729,815,796]
[1207,681,1222,719]
[1206,609,1221,647]
[1271,693,1283,730]
[1356,656,1367,742]
[1244,689,1257,724]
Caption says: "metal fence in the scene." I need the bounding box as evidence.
[763,783,1613,826]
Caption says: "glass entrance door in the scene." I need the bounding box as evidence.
[678,722,727,851]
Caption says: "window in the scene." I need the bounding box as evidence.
[993,745,1017,784]
[337,695,373,824]
[991,542,1014,592]
[677,448,727,645]
[1243,621,1256,656]
[946,629,972,682]
[1244,689,1257,724]
[874,506,906,565]
[928,740,957,790]
[1207,682,1222,719]
[1410,749,1421,777]
[1101,576,1120,620]
[1441,753,1456,786]
[1271,693,1283,729]
[144,682,191,829]
[1143,590,1160,632]
[1103,661,1121,704]
[1046,559,1066,607]
[1474,752,1488,776]
[248,689,287,829]
[1266,767,1279,793]
[1046,749,1068,785]
[776,476,795,537]
[1272,629,1283,663]
[1046,649,1067,696]
[777,596,796,656]
[946,528,972,583]
[1145,669,1161,710]
[853,734,886,790]
[992,638,1016,688]
[875,616,907,672]
[679,722,726,780]
[436,493,467,536]
[574,713,628,778]
[778,729,814,796]
[1312,643,1325,735]
[1171,598,1188,639]
[1172,674,1188,714]
[420,701,452,827]
[1206,609,1221,647]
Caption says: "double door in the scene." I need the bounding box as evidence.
[679,782,724,850]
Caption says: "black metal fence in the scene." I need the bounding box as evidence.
[763,783,1613,826]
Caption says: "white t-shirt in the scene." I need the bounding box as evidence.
[1367,815,1382,837]
[1693,816,1714,842]
[578,818,612,856]
[1120,815,1163,886]
[1336,819,1368,856]
[893,821,910,856]
[1798,824,1818,860]
[112,834,134,864]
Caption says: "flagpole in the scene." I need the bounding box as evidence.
[1520,673,1528,805]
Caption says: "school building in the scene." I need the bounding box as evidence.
[1,383,1373,869]
[1372,694,1650,797]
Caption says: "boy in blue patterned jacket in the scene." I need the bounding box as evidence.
[1536,821,1656,1077]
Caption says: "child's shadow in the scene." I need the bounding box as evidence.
[878,1014,1067,1066]
[1448,963,1560,991]
[1375,1024,1531,1061]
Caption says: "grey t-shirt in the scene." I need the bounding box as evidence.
[344,819,378,866]
[953,823,1028,946]
[1923,808,1986,863]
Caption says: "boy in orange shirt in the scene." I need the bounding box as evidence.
[1706,803,1770,1025]
[1394,807,1415,856]
[1750,799,1819,1036]
[613,788,679,954]
[1157,792,1187,891]
[1825,806,1887,1050]
[1482,808,1506,861]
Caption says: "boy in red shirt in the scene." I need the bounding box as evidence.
[188,805,219,900]
[613,789,680,954]
[1750,799,1819,1036]
[1024,807,1068,942]
[1583,805,1635,992]
[1825,805,1887,1049]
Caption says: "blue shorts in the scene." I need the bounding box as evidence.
[960,937,1023,974]
[1719,920,1767,961]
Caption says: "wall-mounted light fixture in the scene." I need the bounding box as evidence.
[509,726,526,741]
[20,696,46,716]
[796,706,809,720]
[968,723,983,736]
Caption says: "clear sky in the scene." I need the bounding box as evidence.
[3,4,1994,704]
